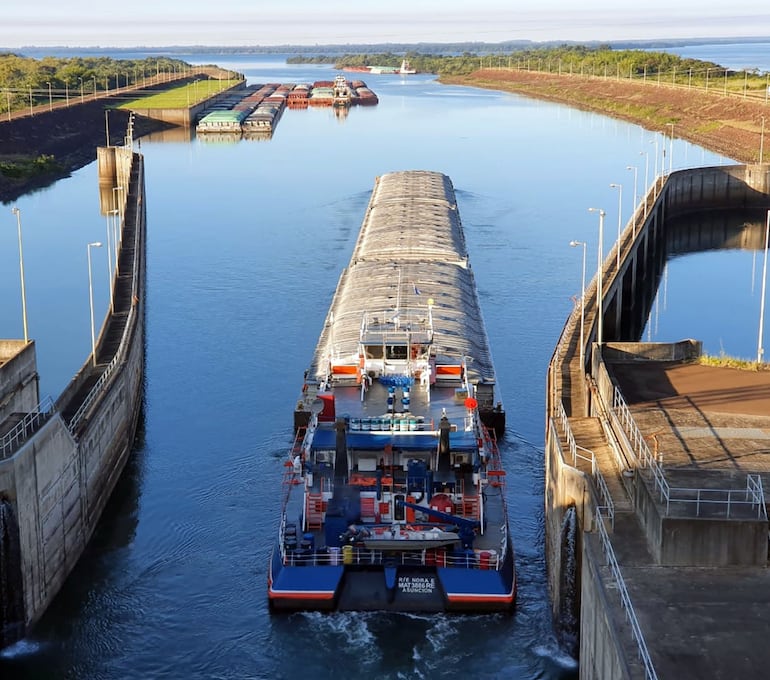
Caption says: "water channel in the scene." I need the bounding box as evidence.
[0,51,754,678]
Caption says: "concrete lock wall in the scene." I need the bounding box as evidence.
[544,164,770,676]
[0,149,146,638]
[579,534,634,680]
[0,341,39,420]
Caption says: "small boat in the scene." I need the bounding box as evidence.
[268,170,514,613]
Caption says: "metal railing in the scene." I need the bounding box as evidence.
[0,396,55,459]
[596,512,659,680]
[610,385,767,520]
[553,400,615,528]
[68,145,140,435]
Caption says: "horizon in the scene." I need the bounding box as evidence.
[2,2,769,49]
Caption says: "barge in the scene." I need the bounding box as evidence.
[268,170,514,613]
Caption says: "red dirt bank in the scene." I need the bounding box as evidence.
[443,69,768,164]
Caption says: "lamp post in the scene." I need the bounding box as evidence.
[45,81,52,110]
[626,165,638,208]
[609,183,623,269]
[104,212,113,309]
[588,208,606,346]
[760,116,765,164]
[665,123,675,174]
[640,150,650,218]
[79,77,84,103]
[93,75,97,98]
[757,210,770,364]
[87,242,103,367]
[108,207,120,270]
[570,240,587,372]
[11,207,29,343]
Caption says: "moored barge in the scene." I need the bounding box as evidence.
[268,170,514,613]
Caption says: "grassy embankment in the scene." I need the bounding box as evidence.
[118,79,242,109]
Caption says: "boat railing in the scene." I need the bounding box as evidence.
[281,544,503,570]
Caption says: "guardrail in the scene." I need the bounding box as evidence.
[610,384,767,520]
[553,400,615,528]
[0,396,55,459]
[595,511,659,680]
[68,143,140,435]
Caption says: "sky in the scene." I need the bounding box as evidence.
[1,1,769,48]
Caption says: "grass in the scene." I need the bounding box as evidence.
[118,79,242,109]
[698,353,769,370]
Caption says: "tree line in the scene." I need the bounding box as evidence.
[0,53,192,115]
[290,46,769,84]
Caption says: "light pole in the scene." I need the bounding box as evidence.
[760,116,765,164]
[87,242,103,367]
[11,207,29,343]
[666,123,675,173]
[758,210,770,364]
[626,165,638,225]
[46,81,52,110]
[105,212,113,309]
[108,207,120,271]
[609,183,623,269]
[79,77,84,103]
[93,74,97,98]
[640,150,650,217]
[588,208,606,346]
[570,240,587,372]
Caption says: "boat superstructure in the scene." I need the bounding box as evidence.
[269,170,514,612]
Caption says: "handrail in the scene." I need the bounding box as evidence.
[553,400,615,528]
[609,384,766,520]
[0,395,55,459]
[68,144,140,435]
[595,512,659,680]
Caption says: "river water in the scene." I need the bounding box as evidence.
[0,47,757,678]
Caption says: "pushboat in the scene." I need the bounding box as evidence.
[268,170,515,612]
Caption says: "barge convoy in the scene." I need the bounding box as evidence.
[195,78,378,137]
[268,170,515,612]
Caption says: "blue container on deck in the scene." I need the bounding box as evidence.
[303,533,315,550]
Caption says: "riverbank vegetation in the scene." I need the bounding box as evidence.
[0,53,192,116]
[290,46,770,97]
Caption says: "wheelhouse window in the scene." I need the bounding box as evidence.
[386,345,408,360]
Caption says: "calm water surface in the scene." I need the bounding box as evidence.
[0,50,751,679]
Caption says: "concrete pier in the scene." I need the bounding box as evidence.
[546,163,770,678]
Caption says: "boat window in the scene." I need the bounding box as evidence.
[365,345,384,359]
[386,345,408,360]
